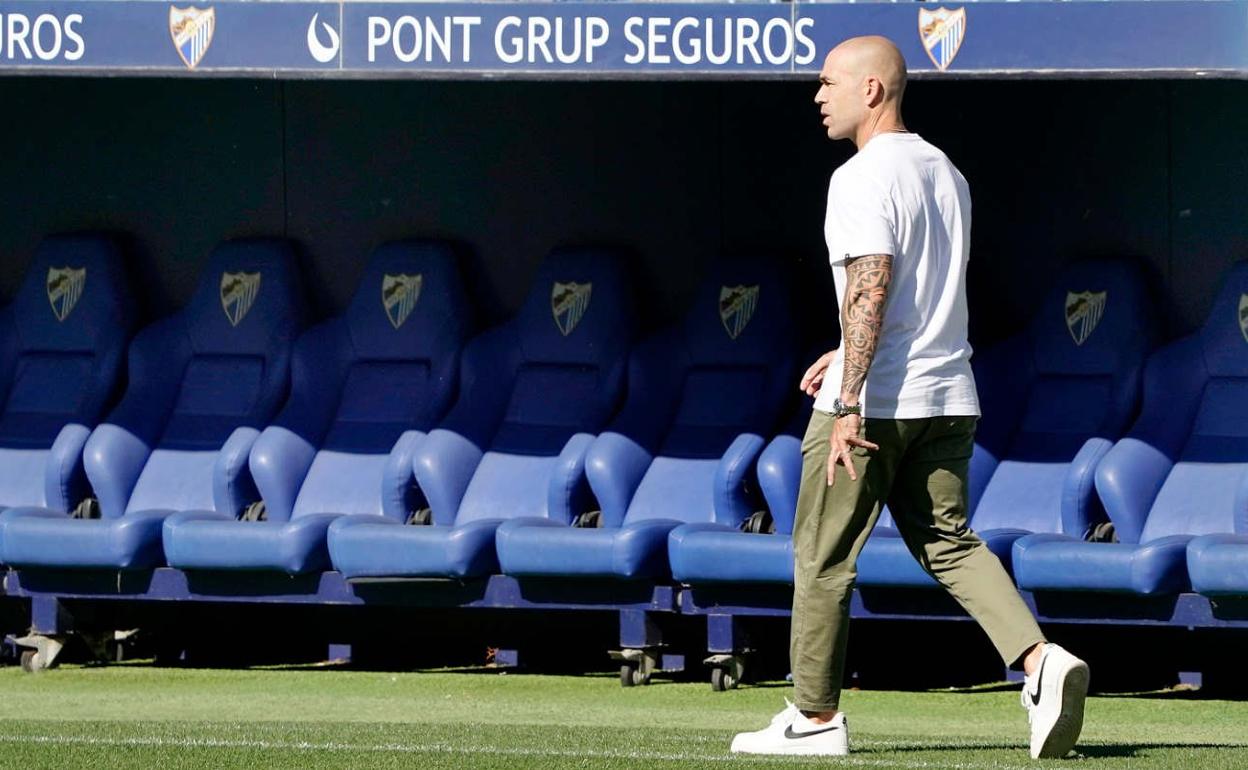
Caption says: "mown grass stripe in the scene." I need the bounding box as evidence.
[0,733,1038,769]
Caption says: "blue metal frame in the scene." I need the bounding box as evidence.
[10,567,1246,627]
[8,567,1246,676]
[682,582,1248,667]
[3,568,682,655]
[5,568,676,612]
[680,582,1248,628]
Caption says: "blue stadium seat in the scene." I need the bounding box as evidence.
[0,234,135,514]
[859,259,1157,587]
[496,258,798,580]
[1014,261,1248,596]
[749,410,911,586]
[162,242,470,574]
[1187,533,1248,597]
[667,394,808,585]
[327,249,635,579]
[0,239,306,569]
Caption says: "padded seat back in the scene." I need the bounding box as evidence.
[620,258,798,526]
[281,241,469,520]
[758,403,812,536]
[451,249,635,524]
[1139,262,1248,542]
[114,240,306,514]
[0,235,135,508]
[972,259,1155,534]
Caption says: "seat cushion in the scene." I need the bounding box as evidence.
[1188,534,1248,596]
[857,527,1027,587]
[857,528,935,587]
[0,446,58,509]
[668,522,793,584]
[0,507,171,569]
[496,518,683,579]
[328,517,502,579]
[163,511,342,574]
[1013,533,1192,595]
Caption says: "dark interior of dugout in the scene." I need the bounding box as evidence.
[0,76,1247,683]
[0,77,1245,344]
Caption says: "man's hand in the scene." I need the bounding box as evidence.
[799,350,839,397]
[827,414,879,486]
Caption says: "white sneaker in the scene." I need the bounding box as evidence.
[1021,643,1090,759]
[730,699,849,756]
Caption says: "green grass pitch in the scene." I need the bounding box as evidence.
[0,664,1244,769]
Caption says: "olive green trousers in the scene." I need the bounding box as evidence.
[789,410,1045,712]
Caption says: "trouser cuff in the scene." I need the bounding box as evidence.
[1004,636,1047,671]
[793,700,839,713]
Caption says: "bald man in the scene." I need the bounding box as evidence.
[730,36,1089,759]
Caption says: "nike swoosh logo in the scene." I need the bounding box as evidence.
[784,724,841,740]
[1029,657,1046,706]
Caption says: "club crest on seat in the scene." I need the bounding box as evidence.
[169,6,215,70]
[1239,293,1248,344]
[720,285,759,340]
[382,273,423,330]
[46,267,86,322]
[552,281,592,336]
[220,271,261,327]
[1065,290,1107,346]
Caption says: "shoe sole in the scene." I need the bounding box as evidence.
[1035,658,1090,759]
[731,746,849,756]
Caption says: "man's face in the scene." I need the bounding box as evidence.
[814,51,861,141]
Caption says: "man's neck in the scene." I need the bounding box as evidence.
[853,112,908,150]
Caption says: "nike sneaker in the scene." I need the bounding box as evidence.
[1021,643,1090,759]
[730,699,849,756]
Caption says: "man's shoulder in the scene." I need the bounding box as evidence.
[830,156,888,197]
[902,136,966,178]
[847,137,967,192]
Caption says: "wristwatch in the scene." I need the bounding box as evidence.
[830,398,862,418]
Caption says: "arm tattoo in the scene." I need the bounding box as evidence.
[840,254,893,400]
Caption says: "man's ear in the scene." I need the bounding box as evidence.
[863,76,884,107]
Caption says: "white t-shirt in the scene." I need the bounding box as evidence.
[813,132,980,419]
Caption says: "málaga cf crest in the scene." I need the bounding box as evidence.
[46,267,86,322]
[170,6,215,70]
[1065,290,1107,346]
[220,272,261,327]
[382,273,422,330]
[719,285,759,340]
[1239,293,1248,344]
[552,282,592,336]
[918,8,966,72]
